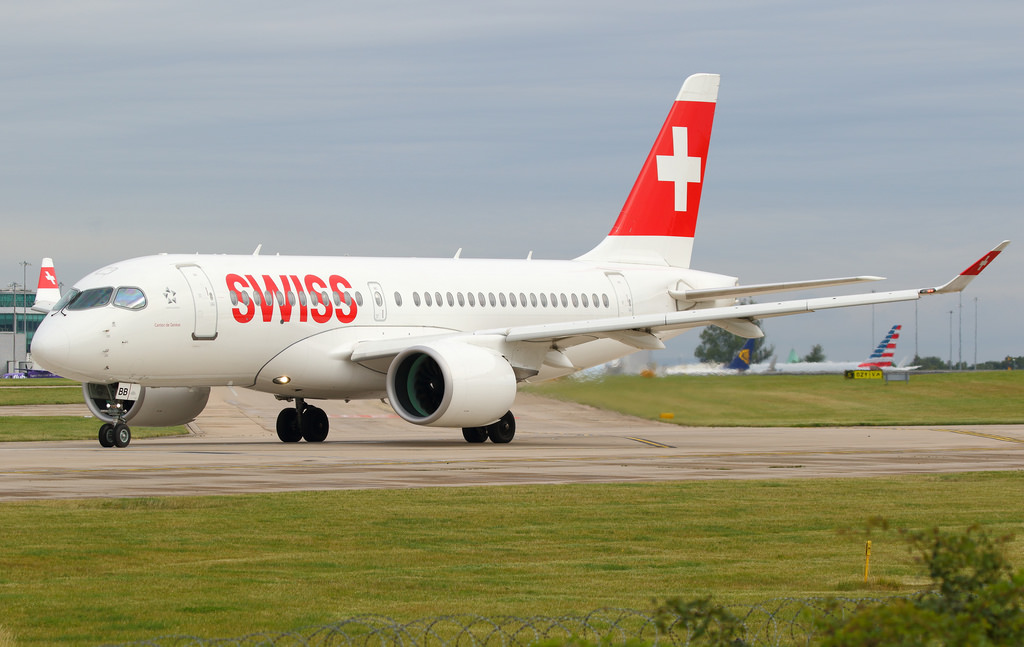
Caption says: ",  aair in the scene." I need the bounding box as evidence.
[30,73,1008,448]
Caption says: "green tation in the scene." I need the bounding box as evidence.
[1,475,1024,645]
[527,371,1024,426]
[1,372,1023,644]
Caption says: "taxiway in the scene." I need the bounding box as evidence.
[1,387,1022,500]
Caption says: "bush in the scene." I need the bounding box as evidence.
[819,522,1024,646]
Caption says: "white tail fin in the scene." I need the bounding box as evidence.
[579,73,719,267]
[31,258,61,313]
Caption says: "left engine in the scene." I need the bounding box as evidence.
[386,341,517,428]
[82,383,210,427]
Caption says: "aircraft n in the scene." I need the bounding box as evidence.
[725,339,758,371]
[30,258,61,314]
[749,324,916,374]
[858,324,905,370]
[30,73,1009,447]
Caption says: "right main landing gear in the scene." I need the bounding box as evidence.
[462,411,516,444]
[276,398,329,443]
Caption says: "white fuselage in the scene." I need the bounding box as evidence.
[32,253,734,399]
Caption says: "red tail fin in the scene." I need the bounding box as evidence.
[31,258,62,313]
[580,73,719,267]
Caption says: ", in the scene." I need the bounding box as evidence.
[30,74,1008,448]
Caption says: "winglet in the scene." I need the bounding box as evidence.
[30,258,62,313]
[923,240,1010,295]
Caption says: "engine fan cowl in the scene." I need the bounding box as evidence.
[386,342,516,428]
[83,383,210,427]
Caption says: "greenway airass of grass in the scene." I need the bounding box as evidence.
[0,381,186,440]
[0,381,82,406]
[0,417,186,441]
[526,371,1024,426]
[1,372,1022,643]
[1,475,1023,645]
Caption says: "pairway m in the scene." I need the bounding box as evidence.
[30,73,1009,448]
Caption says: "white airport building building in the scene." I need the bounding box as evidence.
[2,287,46,375]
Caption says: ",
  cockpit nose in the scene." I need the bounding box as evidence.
[29,318,70,376]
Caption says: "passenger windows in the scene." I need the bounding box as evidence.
[405,289,612,312]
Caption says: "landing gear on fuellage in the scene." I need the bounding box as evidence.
[462,410,516,444]
[276,398,330,443]
[99,421,131,447]
[113,422,132,448]
[99,423,115,447]
[97,403,132,448]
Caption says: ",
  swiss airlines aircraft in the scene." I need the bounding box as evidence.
[31,73,1008,448]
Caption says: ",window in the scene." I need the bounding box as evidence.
[66,287,114,311]
[52,289,79,312]
[113,287,147,310]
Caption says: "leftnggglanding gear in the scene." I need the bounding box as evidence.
[276,397,329,443]
[97,403,132,448]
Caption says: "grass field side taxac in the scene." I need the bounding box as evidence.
[4,372,1022,435]
[527,371,1024,426]
[0,416,187,442]
[1,474,1024,645]
[0,380,187,441]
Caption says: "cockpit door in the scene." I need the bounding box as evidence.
[178,264,218,340]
